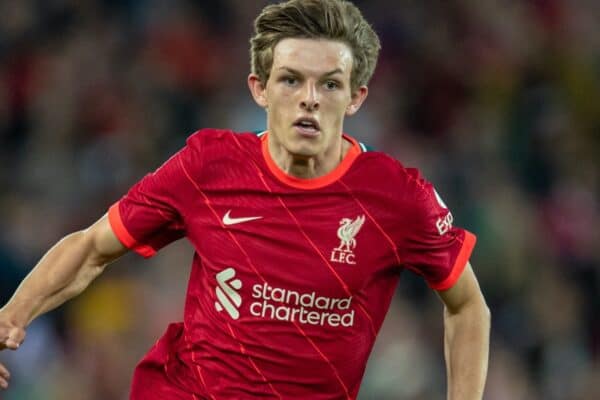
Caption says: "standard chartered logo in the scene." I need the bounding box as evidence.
[250,283,355,327]
[215,267,243,319]
[214,268,354,327]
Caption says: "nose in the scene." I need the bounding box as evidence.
[300,83,319,112]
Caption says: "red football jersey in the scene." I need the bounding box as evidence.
[108,129,476,400]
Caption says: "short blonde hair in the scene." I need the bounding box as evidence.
[250,0,381,93]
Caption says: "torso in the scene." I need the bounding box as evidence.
[176,131,404,399]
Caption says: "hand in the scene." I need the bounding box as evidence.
[0,317,26,390]
[0,362,10,390]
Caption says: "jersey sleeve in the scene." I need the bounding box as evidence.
[399,170,476,291]
[108,146,193,258]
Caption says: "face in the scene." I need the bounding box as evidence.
[249,38,367,159]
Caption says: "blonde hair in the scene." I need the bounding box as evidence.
[250,0,381,92]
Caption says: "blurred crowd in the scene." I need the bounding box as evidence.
[0,0,598,399]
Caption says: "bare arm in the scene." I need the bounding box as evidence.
[437,262,490,400]
[0,214,128,389]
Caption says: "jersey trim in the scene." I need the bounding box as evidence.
[430,231,477,291]
[260,132,361,190]
[108,202,157,258]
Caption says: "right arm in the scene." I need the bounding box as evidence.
[0,214,128,389]
[1,132,194,389]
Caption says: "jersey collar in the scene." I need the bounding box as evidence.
[260,132,361,190]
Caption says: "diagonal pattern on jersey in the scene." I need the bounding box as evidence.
[179,155,284,399]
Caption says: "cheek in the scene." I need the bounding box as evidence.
[267,95,292,127]
[323,96,351,120]
[268,88,294,110]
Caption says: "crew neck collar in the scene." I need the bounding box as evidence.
[259,132,361,190]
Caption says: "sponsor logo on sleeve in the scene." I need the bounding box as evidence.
[433,189,453,235]
[436,212,454,235]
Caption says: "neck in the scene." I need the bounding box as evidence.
[268,135,351,179]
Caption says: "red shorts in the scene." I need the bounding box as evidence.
[130,323,204,400]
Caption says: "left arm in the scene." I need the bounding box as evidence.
[437,262,490,400]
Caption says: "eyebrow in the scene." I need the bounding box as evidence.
[277,67,344,77]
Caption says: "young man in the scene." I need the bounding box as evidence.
[0,0,490,398]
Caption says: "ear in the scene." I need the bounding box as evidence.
[248,74,268,108]
[345,86,369,116]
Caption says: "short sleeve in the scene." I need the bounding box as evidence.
[400,172,476,291]
[108,150,189,258]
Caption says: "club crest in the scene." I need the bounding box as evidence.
[330,215,365,265]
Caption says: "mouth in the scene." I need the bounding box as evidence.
[293,117,321,137]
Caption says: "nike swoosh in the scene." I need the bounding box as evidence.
[222,210,263,225]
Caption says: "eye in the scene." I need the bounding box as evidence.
[282,76,298,86]
[324,80,339,90]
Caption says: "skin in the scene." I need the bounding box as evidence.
[0,214,127,389]
[248,38,368,179]
[438,263,490,400]
[0,38,489,399]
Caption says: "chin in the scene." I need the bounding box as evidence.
[282,139,318,157]
[288,145,318,158]
[292,134,326,154]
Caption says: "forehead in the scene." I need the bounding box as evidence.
[271,38,353,77]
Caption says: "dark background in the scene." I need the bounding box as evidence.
[0,1,598,399]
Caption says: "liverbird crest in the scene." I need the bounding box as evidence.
[335,215,365,252]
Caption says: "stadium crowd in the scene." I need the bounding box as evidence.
[0,0,598,399]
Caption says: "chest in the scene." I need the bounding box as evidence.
[183,187,400,297]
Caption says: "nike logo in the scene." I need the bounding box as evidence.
[222,210,263,226]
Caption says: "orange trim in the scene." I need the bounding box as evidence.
[261,132,361,190]
[108,203,136,248]
[108,202,156,258]
[430,231,477,291]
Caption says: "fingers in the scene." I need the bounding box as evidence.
[0,362,9,389]
[0,324,24,390]
[1,328,26,350]
[0,328,23,390]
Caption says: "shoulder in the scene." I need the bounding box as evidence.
[353,148,431,201]
[356,151,449,233]
[179,128,262,180]
[182,128,262,165]
[185,128,260,150]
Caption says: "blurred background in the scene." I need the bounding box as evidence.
[0,0,598,399]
